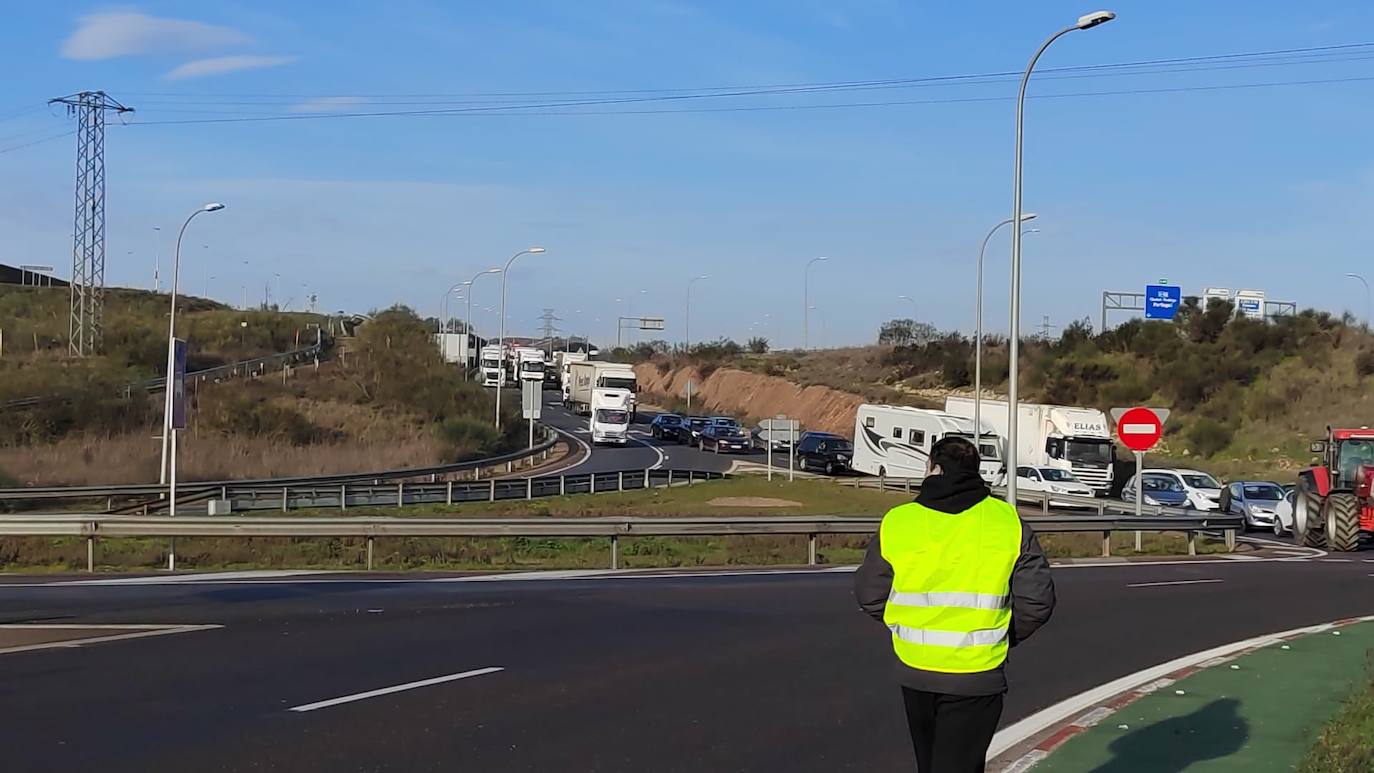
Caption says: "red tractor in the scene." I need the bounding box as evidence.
[1294,427,1374,552]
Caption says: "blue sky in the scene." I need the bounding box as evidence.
[4,2,1374,348]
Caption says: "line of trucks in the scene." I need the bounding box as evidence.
[850,397,1118,497]
[476,344,639,447]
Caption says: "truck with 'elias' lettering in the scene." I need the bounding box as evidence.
[567,361,638,419]
[943,397,1116,495]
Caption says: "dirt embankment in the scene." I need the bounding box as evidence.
[635,364,863,436]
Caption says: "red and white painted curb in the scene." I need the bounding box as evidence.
[987,615,1374,771]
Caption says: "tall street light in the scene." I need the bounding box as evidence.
[1006,9,1115,506]
[974,213,1037,440]
[804,256,829,350]
[496,247,547,430]
[439,282,469,334]
[159,202,224,510]
[152,226,162,293]
[685,275,708,355]
[465,268,502,378]
[1345,273,1371,328]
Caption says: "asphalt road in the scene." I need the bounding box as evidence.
[537,390,744,476]
[4,556,1374,772]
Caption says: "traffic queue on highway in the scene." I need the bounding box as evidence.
[469,347,1291,528]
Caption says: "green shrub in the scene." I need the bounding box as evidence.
[1188,418,1235,457]
[439,416,500,455]
[1356,349,1374,378]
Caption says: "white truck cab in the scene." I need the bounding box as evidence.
[944,397,1115,496]
[479,345,507,388]
[590,388,632,445]
[517,348,546,382]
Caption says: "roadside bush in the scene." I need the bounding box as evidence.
[1188,417,1235,457]
[1356,349,1374,378]
[438,417,500,458]
[202,392,330,445]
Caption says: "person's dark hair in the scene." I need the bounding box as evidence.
[930,436,980,475]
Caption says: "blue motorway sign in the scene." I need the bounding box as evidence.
[1144,284,1182,320]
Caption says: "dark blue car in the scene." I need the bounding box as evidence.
[649,414,686,441]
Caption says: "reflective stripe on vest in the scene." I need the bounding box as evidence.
[880,497,1022,674]
[887,624,1009,648]
[889,590,1010,610]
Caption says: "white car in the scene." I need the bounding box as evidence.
[1016,466,1096,507]
[1273,488,1297,537]
[1145,468,1223,511]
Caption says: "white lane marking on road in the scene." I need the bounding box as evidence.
[0,624,222,655]
[1126,579,1223,588]
[631,434,667,471]
[287,667,503,712]
[986,614,1374,761]
[541,422,594,474]
[1320,558,1355,563]
[44,570,328,586]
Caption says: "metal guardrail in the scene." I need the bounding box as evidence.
[0,511,1239,572]
[0,427,565,511]
[1,342,326,410]
[852,475,1213,519]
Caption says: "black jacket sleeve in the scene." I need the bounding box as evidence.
[1008,521,1055,646]
[853,532,893,623]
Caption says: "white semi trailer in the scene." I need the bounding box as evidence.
[943,396,1115,495]
[567,361,638,418]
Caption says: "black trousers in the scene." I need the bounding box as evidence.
[901,688,1004,773]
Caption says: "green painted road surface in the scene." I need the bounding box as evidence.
[1036,621,1374,772]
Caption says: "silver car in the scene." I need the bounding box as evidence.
[1224,480,1286,532]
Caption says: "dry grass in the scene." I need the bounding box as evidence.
[0,432,447,486]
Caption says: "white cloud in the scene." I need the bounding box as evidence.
[62,11,249,61]
[164,55,296,80]
[289,97,371,114]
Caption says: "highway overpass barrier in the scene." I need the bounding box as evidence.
[0,424,566,513]
[0,511,1241,573]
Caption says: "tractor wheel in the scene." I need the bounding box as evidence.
[1294,480,1326,548]
[1324,492,1361,553]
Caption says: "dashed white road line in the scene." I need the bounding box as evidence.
[287,667,504,712]
[1126,578,1223,588]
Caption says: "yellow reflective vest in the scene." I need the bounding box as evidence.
[879,498,1023,674]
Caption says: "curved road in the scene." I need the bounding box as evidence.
[537,390,743,476]
[2,555,1372,771]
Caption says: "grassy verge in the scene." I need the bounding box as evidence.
[1300,655,1374,773]
[1,478,1232,572]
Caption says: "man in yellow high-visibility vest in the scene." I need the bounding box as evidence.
[855,436,1055,772]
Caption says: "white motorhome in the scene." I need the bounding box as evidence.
[589,388,632,445]
[516,348,546,382]
[479,344,507,388]
[567,361,637,418]
[852,404,1005,485]
[943,397,1115,495]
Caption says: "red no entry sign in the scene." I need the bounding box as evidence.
[1116,407,1163,452]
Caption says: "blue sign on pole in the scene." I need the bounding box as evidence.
[1144,284,1182,320]
[171,338,188,430]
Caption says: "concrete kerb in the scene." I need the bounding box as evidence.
[987,614,1374,771]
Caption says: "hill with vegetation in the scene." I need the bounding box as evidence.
[0,291,524,485]
[641,300,1374,479]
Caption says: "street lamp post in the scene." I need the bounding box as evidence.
[803,257,828,350]
[152,226,162,292]
[685,275,708,355]
[1006,10,1115,506]
[496,248,547,430]
[1345,273,1371,328]
[974,213,1037,440]
[159,203,224,570]
[465,268,502,379]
